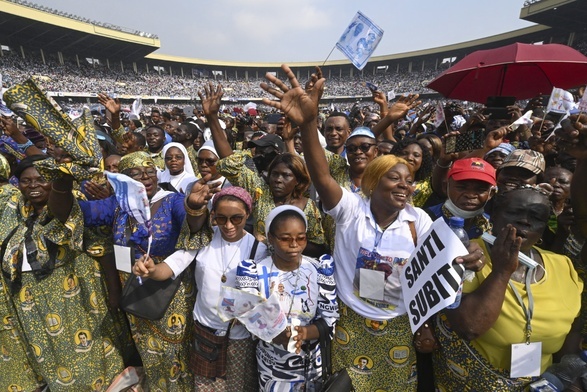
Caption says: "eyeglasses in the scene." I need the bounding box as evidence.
[126,168,158,180]
[215,215,245,225]
[19,177,48,186]
[197,158,217,166]
[274,235,307,245]
[346,143,376,154]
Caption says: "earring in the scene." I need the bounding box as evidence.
[536,238,543,245]
[268,244,275,254]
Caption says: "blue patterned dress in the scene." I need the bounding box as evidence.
[81,193,203,391]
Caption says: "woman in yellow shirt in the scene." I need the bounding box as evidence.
[433,185,583,391]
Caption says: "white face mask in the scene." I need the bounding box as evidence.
[444,183,487,219]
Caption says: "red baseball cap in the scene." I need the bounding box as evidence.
[447,158,496,186]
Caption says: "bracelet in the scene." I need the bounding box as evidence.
[184,199,207,217]
[436,159,453,169]
[17,140,34,150]
[51,186,70,194]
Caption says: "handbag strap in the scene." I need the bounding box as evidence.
[315,318,332,381]
[249,238,259,260]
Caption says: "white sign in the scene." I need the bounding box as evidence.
[400,218,468,333]
[336,11,384,71]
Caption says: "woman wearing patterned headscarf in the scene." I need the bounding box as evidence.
[0,155,127,391]
[79,151,217,391]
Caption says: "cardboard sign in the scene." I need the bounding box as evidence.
[400,218,468,333]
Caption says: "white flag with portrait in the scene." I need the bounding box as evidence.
[336,11,384,71]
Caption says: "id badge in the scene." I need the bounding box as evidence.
[113,245,133,273]
[510,341,541,378]
[359,269,385,301]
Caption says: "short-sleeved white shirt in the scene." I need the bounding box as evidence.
[325,189,432,320]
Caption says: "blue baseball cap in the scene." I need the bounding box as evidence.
[348,127,376,140]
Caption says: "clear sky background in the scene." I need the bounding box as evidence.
[30,0,536,63]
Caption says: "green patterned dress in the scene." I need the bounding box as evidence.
[0,186,126,391]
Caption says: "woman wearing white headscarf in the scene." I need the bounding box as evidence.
[158,142,198,193]
[197,140,231,190]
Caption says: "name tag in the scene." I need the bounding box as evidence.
[510,341,541,378]
[359,269,385,301]
[113,245,132,273]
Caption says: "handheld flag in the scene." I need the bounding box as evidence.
[336,11,384,70]
[434,101,445,128]
[546,87,575,114]
[511,110,534,131]
[105,171,153,255]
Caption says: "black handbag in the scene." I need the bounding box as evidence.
[119,270,184,320]
[315,319,354,392]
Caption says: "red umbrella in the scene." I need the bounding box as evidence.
[427,43,587,103]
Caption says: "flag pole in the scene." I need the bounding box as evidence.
[322,45,337,67]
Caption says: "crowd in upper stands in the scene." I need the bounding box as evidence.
[5,0,158,38]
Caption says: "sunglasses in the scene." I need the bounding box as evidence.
[274,235,307,245]
[215,215,245,225]
[197,158,217,166]
[346,143,376,154]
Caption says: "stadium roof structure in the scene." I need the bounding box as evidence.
[521,0,587,32]
[0,1,160,60]
[143,25,552,71]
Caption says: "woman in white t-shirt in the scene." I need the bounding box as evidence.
[135,186,266,391]
[259,64,484,392]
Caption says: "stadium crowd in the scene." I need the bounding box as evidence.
[0,50,442,99]
[0,33,587,392]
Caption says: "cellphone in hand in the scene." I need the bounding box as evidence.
[444,128,485,154]
[365,82,378,92]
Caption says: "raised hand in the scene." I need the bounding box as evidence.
[305,66,324,101]
[198,82,223,116]
[186,174,221,210]
[261,64,324,126]
[372,90,388,111]
[483,125,511,151]
[97,93,121,115]
[386,94,421,122]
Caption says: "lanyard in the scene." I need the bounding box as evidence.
[508,270,534,344]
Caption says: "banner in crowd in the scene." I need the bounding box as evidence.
[336,11,384,71]
[400,218,469,333]
[546,87,576,114]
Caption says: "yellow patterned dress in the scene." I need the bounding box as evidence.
[0,187,126,391]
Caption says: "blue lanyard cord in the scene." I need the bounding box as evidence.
[373,228,385,250]
[508,270,534,344]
